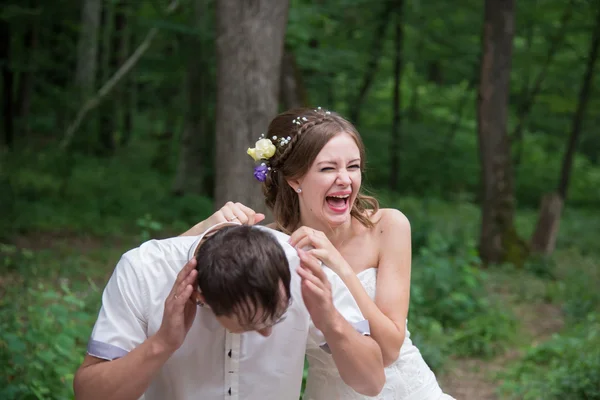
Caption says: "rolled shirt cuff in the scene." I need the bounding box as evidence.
[87,339,129,361]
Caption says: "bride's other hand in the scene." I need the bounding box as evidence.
[179,202,265,236]
[207,201,265,226]
[289,226,351,277]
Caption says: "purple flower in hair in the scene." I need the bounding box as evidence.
[253,164,268,182]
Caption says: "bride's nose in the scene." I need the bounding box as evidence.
[336,170,351,185]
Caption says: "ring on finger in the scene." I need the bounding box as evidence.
[174,295,179,299]
[228,216,239,222]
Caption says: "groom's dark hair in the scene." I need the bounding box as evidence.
[195,225,291,325]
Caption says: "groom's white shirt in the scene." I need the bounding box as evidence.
[87,224,369,400]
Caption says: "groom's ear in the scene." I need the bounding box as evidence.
[191,290,208,307]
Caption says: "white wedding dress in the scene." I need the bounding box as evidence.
[303,268,453,400]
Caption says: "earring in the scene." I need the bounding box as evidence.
[196,300,205,307]
[296,188,302,193]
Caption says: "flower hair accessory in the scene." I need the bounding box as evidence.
[247,107,329,182]
[247,133,291,182]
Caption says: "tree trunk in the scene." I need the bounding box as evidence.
[389,0,404,192]
[477,0,526,266]
[557,5,600,200]
[279,48,307,109]
[16,4,38,135]
[98,1,115,154]
[121,4,133,145]
[76,0,102,102]
[112,1,127,144]
[349,0,393,126]
[530,193,564,255]
[214,0,289,213]
[0,20,13,149]
[530,4,600,255]
[172,0,208,196]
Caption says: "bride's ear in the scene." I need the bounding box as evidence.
[286,179,301,193]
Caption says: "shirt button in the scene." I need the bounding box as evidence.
[228,387,231,395]
[228,349,232,358]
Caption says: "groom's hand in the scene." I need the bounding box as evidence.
[154,258,199,354]
[296,248,340,333]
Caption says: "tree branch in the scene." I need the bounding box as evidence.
[60,0,179,150]
[512,0,575,169]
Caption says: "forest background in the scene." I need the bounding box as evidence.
[1,0,599,399]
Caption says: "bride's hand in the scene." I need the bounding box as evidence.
[288,226,351,277]
[206,201,265,226]
[180,202,265,236]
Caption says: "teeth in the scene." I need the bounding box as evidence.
[329,195,349,199]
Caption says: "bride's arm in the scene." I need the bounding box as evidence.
[335,209,410,366]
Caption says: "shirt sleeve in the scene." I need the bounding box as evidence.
[307,265,371,353]
[87,254,148,360]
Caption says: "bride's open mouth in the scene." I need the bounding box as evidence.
[326,194,350,212]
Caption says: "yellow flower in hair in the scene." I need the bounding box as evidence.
[248,138,277,161]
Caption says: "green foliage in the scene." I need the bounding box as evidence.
[2,0,600,397]
[1,143,213,238]
[499,314,600,400]
[0,261,99,400]
[0,287,95,399]
[552,249,600,322]
[408,226,518,367]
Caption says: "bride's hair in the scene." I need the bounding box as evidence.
[261,107,379,234]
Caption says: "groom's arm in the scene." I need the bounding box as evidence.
[298,250,385,397]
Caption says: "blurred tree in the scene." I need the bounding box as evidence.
[477,0,527,266]
[279,47,307,109]
[75,0,101,105]
[98,0,116,154]
[61,1,179,150]
[389,0,405,192]
[15,0,38,136]
[173,0,210,195]
[349,0,393,126]
[112,0,129,145]
[1,18,13,148]
[531,2,600,255]
[214,0,290,213]
[512,0,575,172]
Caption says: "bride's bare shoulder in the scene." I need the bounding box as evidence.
[368,208,410,231]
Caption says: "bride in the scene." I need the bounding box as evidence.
[188,107,453,399]
[249,107,452,400]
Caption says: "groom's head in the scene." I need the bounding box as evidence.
[194,225,292,337]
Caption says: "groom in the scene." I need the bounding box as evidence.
[73,222,384,400]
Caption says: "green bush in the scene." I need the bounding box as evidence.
[0,282,97,399]
[408,231,518,367]
[499,314,600,400]
[0,244,100,400]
